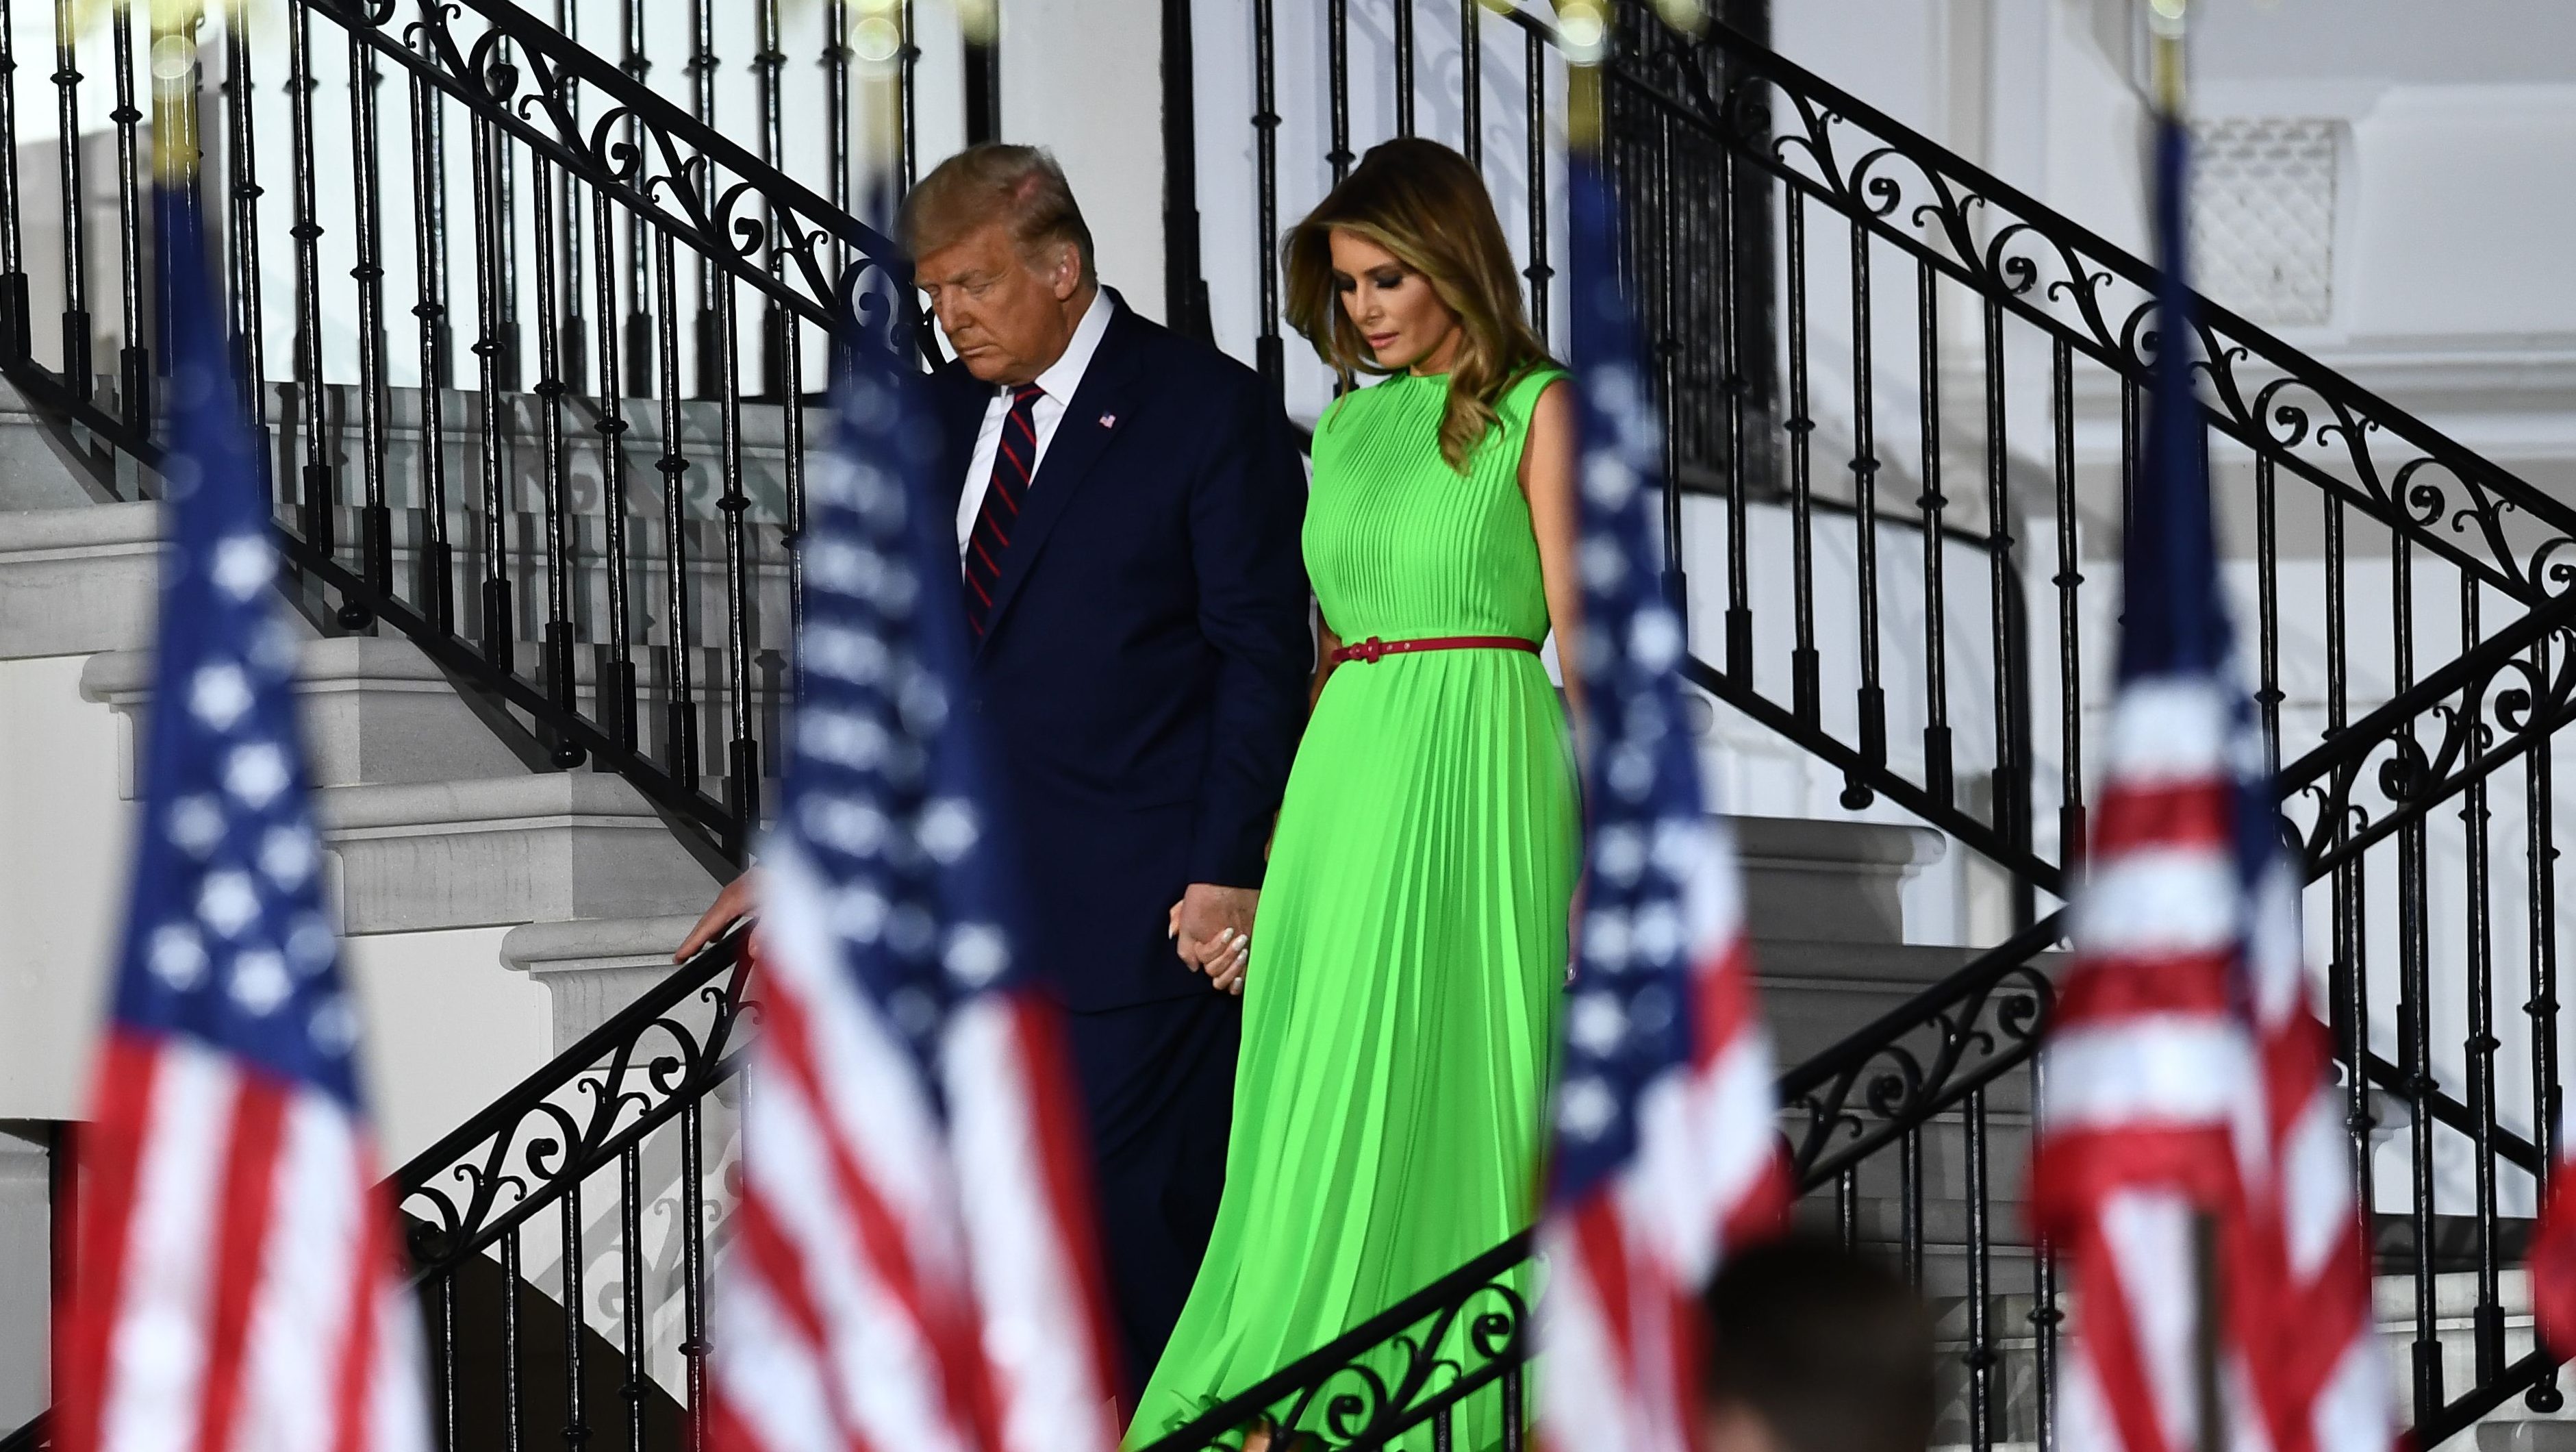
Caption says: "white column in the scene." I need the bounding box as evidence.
[996,0,1170,323]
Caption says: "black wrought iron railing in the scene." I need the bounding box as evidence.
[11,1,2576,1449]
[0,0,919,864]
[1204,2,2576,1446]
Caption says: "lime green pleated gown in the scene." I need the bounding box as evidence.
[1129,368,1578,1451]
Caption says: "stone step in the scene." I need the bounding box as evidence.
[0,500,158,660]
[81,634,528,792]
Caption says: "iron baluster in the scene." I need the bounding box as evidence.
[1521,27,1550,338]
[529,149,583,768]
[51,0,90,395]
[781,299,808,650]
[1251,0,1281,394]
[2254,451,2282,769]
[1718,138,1748,680]
[110,0,147,429]
[414,6,450,386]
[1392,0,1414,137]
[1835,1164,1856,1251]
[620,1143,647,1452]
[1781,188,1817,725]
[714,269,760,844]
[1326,0,1351,182]
[2325,488,2371,1213]
[687,0,718,396]
[437,1276,457,1448]
[1897,1122,1922,1288]
[2049,339,2082,865]
[2394,519,2440,1417]
[1982,299,2022,892]
[680,1092,712,1450]
[1847,212,1884,801]
[1431,1405,1450,1452]
[500,1224,525,1452]
[1916,258,1952,804]
[1500,1364,1524,1452]
[405,51,455,635]
[1459,0,1480,166]
[899,0,918,190]
[825,0,850,284]
[2030,1055,2061,1452]
[590,171,640,755]
[1965,1087,1993,1452]
[622,0,653,388]
[348,24,392,624]
[491,37,519,390]
[2528,633,2565,1414]
[1654,110,1685,618]
[467,94,512,666]
[756,0,787,399]
[285,0,335,562]
[561,1173,588,1452]
[551,0,585,394]
[2462,573,2505,1383]
[653,226,700,791]
[0,0,26,360]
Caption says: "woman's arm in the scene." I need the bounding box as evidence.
[1521,378,1586,734]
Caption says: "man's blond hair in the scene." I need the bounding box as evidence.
[899,143,1097,288]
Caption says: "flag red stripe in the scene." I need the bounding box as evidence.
[757,966,996,1439]
[196,1075,292,1452]
[2089,779,2234,856]
[1569,1197,1638,1388]
[731,1190,835,1353]
[1006,994,1127,1407]
[2069,1225,2185,1452]
[56,1034,161,1452]
[2053,951,2238,1025]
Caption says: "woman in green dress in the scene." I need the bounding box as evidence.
[1128,138,1583,1452]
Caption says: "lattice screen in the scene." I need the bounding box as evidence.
[2190,116,2340,328]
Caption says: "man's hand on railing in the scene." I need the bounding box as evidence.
[677,872,759,962]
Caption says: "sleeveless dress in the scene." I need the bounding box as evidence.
[1128,367,1578,1451]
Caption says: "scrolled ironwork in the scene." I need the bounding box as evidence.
[392,927,754,1284]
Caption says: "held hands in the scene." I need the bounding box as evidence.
[1169,882,1259,995]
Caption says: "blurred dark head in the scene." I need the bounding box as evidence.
[1700,1236,1937,1452]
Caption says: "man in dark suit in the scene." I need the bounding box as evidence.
[682,145,1311,1400]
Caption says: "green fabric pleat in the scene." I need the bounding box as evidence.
[1130,368,1578,1452]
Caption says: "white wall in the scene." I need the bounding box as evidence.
[0,655,127,1122]
[999,0,1167,323]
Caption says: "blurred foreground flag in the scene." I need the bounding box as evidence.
[2025,112,2392,1452]
[701,226,1120,1450]
[54,79,431,1452]
[1536,138,1789,1452]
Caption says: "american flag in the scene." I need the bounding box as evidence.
[2025,115,2392,1452]
[1536,145,1789,1452]
[52,147,432,1452]
[702,246,1120,1450]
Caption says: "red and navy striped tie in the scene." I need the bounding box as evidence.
[965,381,1046,638]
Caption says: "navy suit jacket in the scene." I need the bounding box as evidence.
[931,293,1312,1012]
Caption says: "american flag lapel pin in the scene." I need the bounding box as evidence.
[1098,412,1117,429]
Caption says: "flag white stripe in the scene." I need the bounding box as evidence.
[2075,849,2245,957]
[2100,1188,2209,1452]
[2102,678,2236,782]
[740,1002,977,1452]
[942,997,1117,1452]
[2278,1092,2353,1281]
[231,1092,365,1452]
[761,843,966,1260]
[2040,1018,2262,1131]
[367,1275,434,1452]
[99,1044,236,1452]
[1536,1222,1644,1452]
[711,1261,860,1452]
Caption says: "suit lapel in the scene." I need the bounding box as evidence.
[977,305,1143,649]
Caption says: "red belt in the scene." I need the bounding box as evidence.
[1328,634,1541,666]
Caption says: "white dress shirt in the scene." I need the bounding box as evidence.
[955,288,1116,568]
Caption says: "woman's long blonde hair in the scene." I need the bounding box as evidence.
[1285,138,1555,471]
